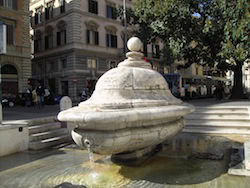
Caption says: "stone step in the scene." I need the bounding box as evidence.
[186,120,250,128]
[188,112,249,117]
[26,116,57,126]
[194,109,249,114]
[186,114,250,120]
[194,107,248,112]
[29,122,61,135]
[182,127,250,135]
[29,135,72,150]
[29,128,69,142]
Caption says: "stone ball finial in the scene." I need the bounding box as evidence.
[127,37,143,52]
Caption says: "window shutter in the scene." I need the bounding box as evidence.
[114,35,117,48]
[95,31,99,45]
[7,25,14,45]
[113,8,117,19]
[106,6,109,18]
[45,8,49,20]
[34,40,37,53]
[0,0,3,6]
[88,0,91,12]
[13,0,17,10]
[106,34,110,47]
[86,30,90,44]
[45,36,49,49]
[95,1,98,14]
[64,30,66,44]
[35,14,38,24]
[57,32,61,46]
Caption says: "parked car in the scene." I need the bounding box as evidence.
[2,97,15,107]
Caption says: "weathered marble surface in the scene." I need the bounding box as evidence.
[58,37,194,155]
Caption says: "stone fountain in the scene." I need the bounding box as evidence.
[58,37,194,161]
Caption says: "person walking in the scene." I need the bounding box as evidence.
[36,83,45,108]
[184,82,190,101]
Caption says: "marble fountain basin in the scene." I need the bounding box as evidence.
[58,37,194,157]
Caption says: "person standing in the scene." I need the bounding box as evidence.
[36,83,45,108]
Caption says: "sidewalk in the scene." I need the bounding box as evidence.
[2,104,61,122]
[188,98,250,107]
[2,98,250,123]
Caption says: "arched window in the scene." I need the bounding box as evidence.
[1,64,17,75]
[45,25,53,49]
[57,20,67,46]
[85,20,99,45]
[105,25,117,48]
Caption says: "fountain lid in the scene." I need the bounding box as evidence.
[77,37,181,109]
[58,37,194,124]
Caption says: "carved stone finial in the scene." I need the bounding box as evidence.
[127,37,143,52]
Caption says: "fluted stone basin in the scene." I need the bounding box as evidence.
[58,37,194,158]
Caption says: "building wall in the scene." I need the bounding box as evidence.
[0,0,31,95]
[30,0,163,101]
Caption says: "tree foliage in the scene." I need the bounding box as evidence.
[119,0,249,98]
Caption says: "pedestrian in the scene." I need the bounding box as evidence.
[184,82,190,101]
[36,83,45,108]
[32,89,38,105]
[26,87,33,107]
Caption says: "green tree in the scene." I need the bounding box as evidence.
[121,0,249,98]
[217,0,249,98]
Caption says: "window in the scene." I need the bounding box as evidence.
[57,21,67,46]
[196,67,199,75]
[106,28,117,48]
[49,62,55,72]
[6,24,14,45]
[35,7,42,24]
[34,31,42,53]
[45,2,53,20]
[107,5,117,19]
[61,59,67,69]
[85,21,99,45]
[45,26,53,50]
[87,30,99,45]
[57,30,66,46]
[88,0,98,14]
[152,44,160,58]
[0,0,17,10]
[45,35,53,49]
[106,34,117,48]
[59,0,65,13]
[38,63,43,73]
[87,59,97,69]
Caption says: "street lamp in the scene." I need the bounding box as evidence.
[123,0,127,55]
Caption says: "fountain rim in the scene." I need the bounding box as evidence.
[58,104,194,123]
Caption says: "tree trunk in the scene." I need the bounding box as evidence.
[231,62,244,99]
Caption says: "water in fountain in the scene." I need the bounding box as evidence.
[82,139,131,187]
[83,139,94,163]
